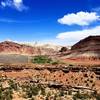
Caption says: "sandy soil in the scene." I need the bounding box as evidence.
[62,58,100,66]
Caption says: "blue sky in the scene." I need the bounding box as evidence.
[0,0,100,45]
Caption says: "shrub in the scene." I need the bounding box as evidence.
[3,88,13,100]
[40,87,45,96]
[51,61,59,65]
[32,55,53,64]
[0,86,3,100]
[95,94,100,100]
[91,91,100,100]
[8,79,18,90]
[73,91,91,100]
[22,84,40,98]
[59,47,68,52]
[0,85,13,100]
[59,90,64,96]
[68,90,72,95]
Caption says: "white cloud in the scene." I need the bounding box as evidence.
[58,11,100,26]
[13,0,28,11]
[56,26,100,45]
[14,0,22,3]
[0,0,28,11]
[1,2,6,7]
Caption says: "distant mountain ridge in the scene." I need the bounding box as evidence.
[0,41,58,56]
[3,40,62,51]
[21,42,62,51]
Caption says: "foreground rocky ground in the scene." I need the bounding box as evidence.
[0,75,100,100]
[0,63,99,100]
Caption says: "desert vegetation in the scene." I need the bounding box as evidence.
[32,55,61,65]
[0,76,99,100]
[32,55,53,64]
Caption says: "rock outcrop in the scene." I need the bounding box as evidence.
[62,36,100,60]
[71,36,100,51]
[0,41,56,56]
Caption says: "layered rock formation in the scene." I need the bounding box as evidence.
[71,36,100,51]
[0,64,99,92]
[63,36,100,60]
[19,41,62,51]
[0,41,56,56]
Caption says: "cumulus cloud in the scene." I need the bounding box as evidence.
[58,11,100,26]
[56,26,100,44]
[0,0,28,11]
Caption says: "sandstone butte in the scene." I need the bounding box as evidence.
[60,36,100,66]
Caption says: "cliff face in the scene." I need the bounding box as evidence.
[71,36,100,51]
[0,41,56,56]
[62,36,100,60]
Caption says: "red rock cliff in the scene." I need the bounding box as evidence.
[0,41,56,56]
